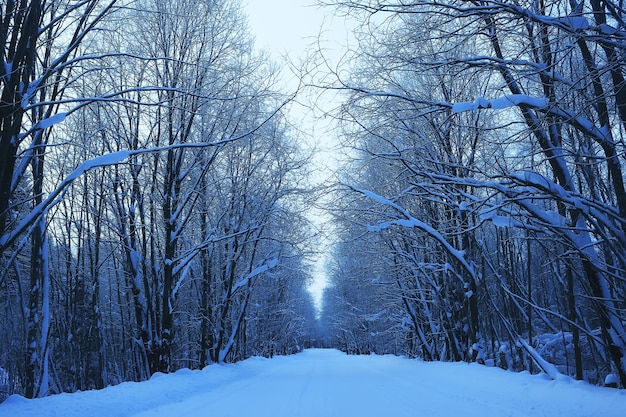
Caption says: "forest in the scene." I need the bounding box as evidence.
[1,0,626,400]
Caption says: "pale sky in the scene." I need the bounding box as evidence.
[244,0,352,312]
[245,0,324,57]
[244,0,354,86]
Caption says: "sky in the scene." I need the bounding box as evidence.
[244,1,354,311]
[245,0,327,58]
[3,349,626,416]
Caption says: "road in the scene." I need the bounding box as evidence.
[129,349,623,417]
[2,349,625,417]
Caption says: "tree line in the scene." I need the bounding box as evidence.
[0,0,316,399]
[318,0,626,388]
[3,0,626,400]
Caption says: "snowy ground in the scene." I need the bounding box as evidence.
[1,349,625,417]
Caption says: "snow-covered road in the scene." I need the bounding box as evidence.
[2,349,625,417]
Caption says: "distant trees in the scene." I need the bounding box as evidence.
[320,0,626,386]
[0,0,315,399]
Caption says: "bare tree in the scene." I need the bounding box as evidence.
[0,0,121,398]
[0,0,315,397]
[322,0,626,385]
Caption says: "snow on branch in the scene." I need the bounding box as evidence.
[231,256,279,296]
[0,140,255,253]
[34,113,67,130]
[429,170,625,235]
[518,338,571,382]
[452,94,549,112]
[452,94,616,149]
[478,209,525,228]
[354,187,477,281]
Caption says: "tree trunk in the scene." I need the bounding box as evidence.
[25,136,47,398]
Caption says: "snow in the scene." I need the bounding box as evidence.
[2,349,625,417]
[36,113,66,130]
[600,23,620,36]
[452,94,549,113]
[606,374,619,386]
[360,188,477,280]
[231,257,279,295]
[518,338,568,382]
[479,209,525,228]
[556,16,589,31]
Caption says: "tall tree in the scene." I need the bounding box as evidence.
[322,0,626,385]
[0,0,315,397]
[1,0,120,398]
